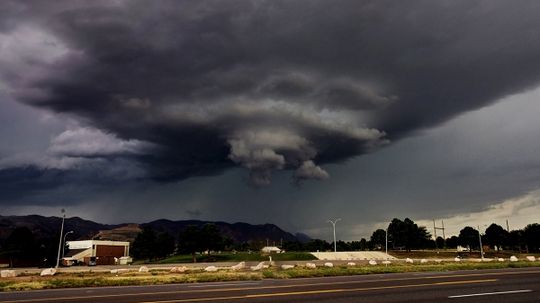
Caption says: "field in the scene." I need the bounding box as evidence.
[1,260,539,292]
[148,252,316,264]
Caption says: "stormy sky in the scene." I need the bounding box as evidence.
[1,0,540,240]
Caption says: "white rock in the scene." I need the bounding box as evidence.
[40,268,57,276]
[110,269,118,274]
[405,258,414,264]
[368,260,377,265]
[510,256,519,262]
[497,258,505,262]
[420,259,428,264]
[281,265,295,270]
[231,261,245,271]
[170,266,187,273]
[434,259,442,263]
[204,266,218,272]
[306,262,317,269]
[250,262,265,271]
[139,266,149,272]
[382,260,391,265]
[346,262,356,266]
[117,269,131,274]
[262,265,270,269]
[324,262,334,267]
[454,257,461,262]
[0,270,16,278]
[526,256,536,262]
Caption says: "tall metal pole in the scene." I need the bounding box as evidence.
[328,218,341,253]
[385,226,388,256]
[477,225,484,261]
[55,209,66,268]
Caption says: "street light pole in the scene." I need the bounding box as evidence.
[477,225,484,261]
[327,218,341,253]
[385,226,388,256]
[55,209,66,268]
[62,231,74,260]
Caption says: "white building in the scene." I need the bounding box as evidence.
[64,240,131,266]
[261,246,282,253]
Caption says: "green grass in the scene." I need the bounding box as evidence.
[152,252,316,264]
[1,261,539,292]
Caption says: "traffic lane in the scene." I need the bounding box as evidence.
[1,267,539,303]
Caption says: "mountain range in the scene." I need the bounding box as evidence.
[0,215,310,244]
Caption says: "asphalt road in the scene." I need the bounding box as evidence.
[1,267,538,303]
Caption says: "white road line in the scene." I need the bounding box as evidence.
[187,282,261,288]
[448,289,533,298]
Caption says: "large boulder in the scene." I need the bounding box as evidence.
[405,258,414,264]
[382,260,391,265]
[510,256,519,262]
[170,266,188,273]
[0,270,17,278]
[324,262,334,268]
[40,268,57,276]
[454,257,461,262]
[368,260,377,265]
[139,266,149,272]
[204,266,218,272]
[420,259,428,264]
[281,265,295,270]
[231,262,246,271]
[526,256,536,262]
[346,262,356,266]
[250,262,265,271]
[497,258,505,262]
[306,262,317,269]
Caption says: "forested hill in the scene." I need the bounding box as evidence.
[0,215,309,244]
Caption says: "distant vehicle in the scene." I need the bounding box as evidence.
[88,257,97,266]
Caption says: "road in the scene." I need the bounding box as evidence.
[1,267,538,303]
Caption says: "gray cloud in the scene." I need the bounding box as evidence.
[2,0,540,188]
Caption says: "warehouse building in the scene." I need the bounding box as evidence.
[63,240,131,266]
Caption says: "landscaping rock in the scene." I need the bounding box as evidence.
[510,256,518,262]
[231,262,245,271]
[306,262,317,269]
[139,266,149,272]
[420,259,428,264]
[250,262,265,271]
[40,268,57,276]
[382,260,391,265]
[368,260,377,265]
[324,262,334,267]
[454,257,461,262]
[497,258,505,262]
[170,266,188,273]
[346,262,356,266]
[1,270,16,278]
[526,256,536,262]
[281,265,295,270]
[204,266,218,272]
[405,258,414,264]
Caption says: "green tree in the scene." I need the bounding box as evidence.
[178,225,203,263]
[484,223,508,250]
[131,227,157,261]
[155,232,176,258]
[1,227,37,267]
[387,218,431,251]
[436,236,445,249]
[370,229,386,250]
[523,223,540,252]
[458,226,479,250]
[446,236,459,248]
[200,224,225,252]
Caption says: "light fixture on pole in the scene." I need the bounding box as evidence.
[55,209,66,268]
[62,231,74,260]
[327,218,341,253]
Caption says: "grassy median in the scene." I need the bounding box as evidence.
[1,261,539,292]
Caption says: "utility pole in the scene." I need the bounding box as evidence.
[506,219,510,232]
[327,218,341,253]
[433,219,446,251]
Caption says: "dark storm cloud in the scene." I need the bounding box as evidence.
[2,0,540,185]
